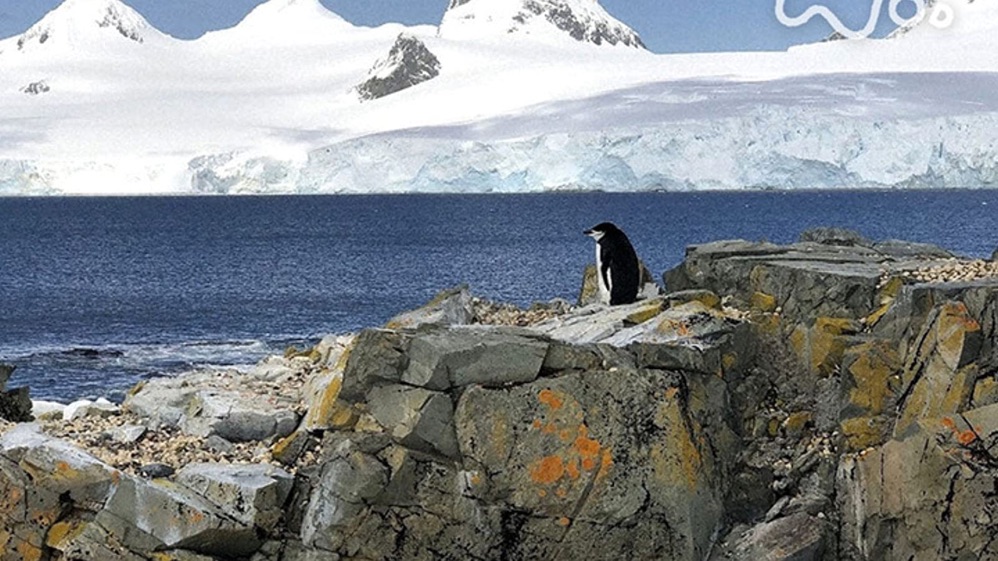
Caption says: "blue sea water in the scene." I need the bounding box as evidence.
[2,191,997,403]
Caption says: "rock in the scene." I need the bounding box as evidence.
[300,437,390,551]
[666,289,722,310]
[1,424,122,505]
[367,385,460,458]
[533,297,666,344]
[21,80,50,95]
[177,463,294,533]
[301,372,355,433]
[250,355,300,382]
[838,405,998,560]
[454,367,735,560]
[109,424,147,444]
[402,326,548,390]
[0,453,70,561]
[895,301,981,435]
[0,363,32,423]
[181,389,299,443]
[733,512,832,561]
[64,397,120,421]
[386,285,474,329]
[123,377,200,428]
[31,399,66,421]
[356,33,440,101]
[139,463,175,479]
[663,237,955,324]
[339,329,409,403]
[46,517,148,560]
[98,474,261,557]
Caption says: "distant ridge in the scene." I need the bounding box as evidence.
[438,0,645,48]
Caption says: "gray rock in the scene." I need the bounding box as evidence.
[454,367,736,561]
[139,463,175,479]
[0,363,32,423]
[356,34,440,101]
[367,385,460,458]
[177,463,294,533]
[109,424,147,444]
[300,438,389,551]
[402,326,548,390]
[123,376,201,428]
[99,474,260,557]
[181,389,299,443]
[386,285,474,329]
[339,329,409,402]
[20,80,50,95]
[733,512,831,561]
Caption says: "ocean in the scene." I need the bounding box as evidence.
[2,190,996,402]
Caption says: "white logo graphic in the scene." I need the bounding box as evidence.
[775,0,955,39]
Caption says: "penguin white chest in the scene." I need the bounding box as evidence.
[596,244,611,305]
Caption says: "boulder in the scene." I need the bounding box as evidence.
[0,364,32,423]
[177,463,294,533]
[386,285,474,329]
[125,369,301,443]
[733,512,832,561]
[181,389,299,443]
[1,424,121,506]
[98,474,260,557]
[402,326,548,390]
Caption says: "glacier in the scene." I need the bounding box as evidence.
[189,73,998,194]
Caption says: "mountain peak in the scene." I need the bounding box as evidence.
[438,0,645,49]
[13,0,166,53]
[206,0,354,44]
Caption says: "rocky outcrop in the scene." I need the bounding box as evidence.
[3,231,998,560]
[21,81,51,95]
[356,34,440,101]
[0,364,32,423]
[440,0,646,49]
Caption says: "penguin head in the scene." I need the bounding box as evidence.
[584,222,621,243]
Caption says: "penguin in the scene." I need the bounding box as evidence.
[584,222,640,306]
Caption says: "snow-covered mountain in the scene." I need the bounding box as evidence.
[439,0,644,48]
[1,0,998,195]
[3,0,170,55]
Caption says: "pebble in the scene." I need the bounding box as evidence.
[139,463,175,479]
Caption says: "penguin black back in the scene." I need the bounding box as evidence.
[584,222,640,306]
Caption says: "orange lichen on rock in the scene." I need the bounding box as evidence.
[565,457,581,480]
[538,389,563,411]
[530,455,566,485]
[957,430,977,446]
